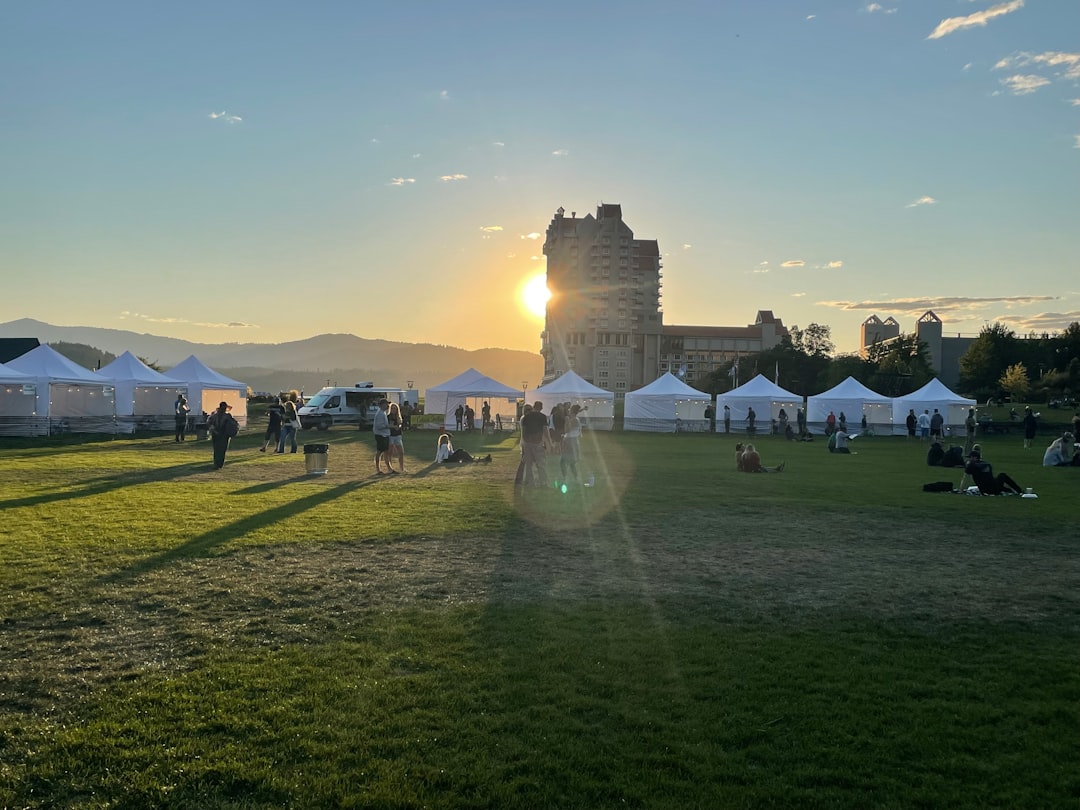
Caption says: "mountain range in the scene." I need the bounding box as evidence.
[0,319,543,395]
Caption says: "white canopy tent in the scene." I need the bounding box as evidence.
[623,373,711,433]
[0,362,42,436]
[533,370,615,431]
[716,374,802,434]
[166,355,248,426]
[891,378,976,437]
[806,376,893,435]
[425,368,521,430]
[7,344,116,434]
[99,351,187,433]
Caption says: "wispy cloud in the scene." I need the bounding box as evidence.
[479,225,503,233]
[492,141,505,147]
[682,244,693,250]
[927,0,1023,40]
[388,177,415,186]
[1074,135,1080,149]
[806,14,816,21]
[906,195,938,208]
[521,232,542,241]
[439,90,450,100]
[827,260,844,269]
[999,310,1080,332]
[864,3,898,14]
[995,51,1080,81]
[439,174,468,182]
[781,260,805,268]
[119,311,258,329]
[1069,99,1080,107]
[552,149,569,157]
[817,295,1055,314]
[792,292,807,298]
[208,111,242,124]
[999,74,1052,95]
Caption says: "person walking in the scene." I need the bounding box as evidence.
[260,397,284,452]
[174,394,190,442]
[206,401,239,469]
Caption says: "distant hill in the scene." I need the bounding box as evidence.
[0,319,542,394]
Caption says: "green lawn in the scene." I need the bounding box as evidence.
[1,427,1077,808]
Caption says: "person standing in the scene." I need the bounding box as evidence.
[1022,406,1038,449]
[796,407,806,437]
[174,394,190,442]
[372,398,393,475]
[964,407,977,456]
[260,397,284,452]
[454,404,464,432]
[746,406,756,435]
[905,409,917,440]
[777,408,789,437]
[276,396,300,454]
[917,409,932,441]
[560,404,583,481]
[1072,411,1080,439]
[929,408,944,441]
[387,401,406,473]
[481,400,492,433]
[825,411,836,436]
[206,401,238,469]
[704,402,715,433]
[515,401,551,487]
[723,405,731,434]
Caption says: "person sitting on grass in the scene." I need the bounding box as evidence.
[1043,432,1079,467]
[828,427,853,454]
[434,433,491,464]
[959,444,1024,495]
[737,443,784,473]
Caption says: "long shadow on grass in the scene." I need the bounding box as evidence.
[0,460,219,510]
[95,478,380,586]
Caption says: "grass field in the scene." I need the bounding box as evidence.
[1,425,1078,808]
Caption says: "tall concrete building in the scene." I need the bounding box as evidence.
[541,204,663,393]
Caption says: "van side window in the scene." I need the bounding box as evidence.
[326,396,340,408]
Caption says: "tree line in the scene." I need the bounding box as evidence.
[695,322,1080,403]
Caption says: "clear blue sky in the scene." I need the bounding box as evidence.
[3,0,1078,355]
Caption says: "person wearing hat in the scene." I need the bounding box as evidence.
[206,401,239,469]
[959,444,1024,495]
[372,398,394,475]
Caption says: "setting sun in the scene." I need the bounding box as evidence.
[520,273,551,320]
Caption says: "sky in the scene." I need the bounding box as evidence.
[2,1,1078,356]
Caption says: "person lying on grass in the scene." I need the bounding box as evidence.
[434,433,491,464]
[736,443,784,473]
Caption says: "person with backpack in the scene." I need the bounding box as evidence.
[206,401,239,469]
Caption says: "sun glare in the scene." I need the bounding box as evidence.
[521,273,551,320]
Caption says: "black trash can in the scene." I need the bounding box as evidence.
[195,422,208,441]
[304,443,330,475]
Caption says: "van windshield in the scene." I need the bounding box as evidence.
[305,394,330,408]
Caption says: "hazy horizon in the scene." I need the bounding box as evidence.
[4,2,1078,356]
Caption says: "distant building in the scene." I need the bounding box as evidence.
[861,310,976,389]
[660,312,789,386]
[541,205,663,393]
[541,204,787,394]
[859,315,900,355]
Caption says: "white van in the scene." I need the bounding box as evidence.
[298,383,408,431]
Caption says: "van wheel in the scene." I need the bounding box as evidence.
[318,417,331,431]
